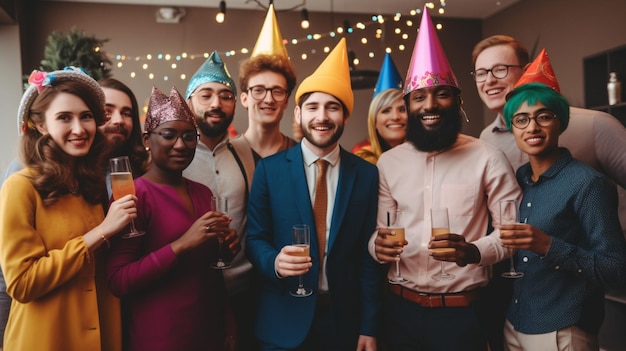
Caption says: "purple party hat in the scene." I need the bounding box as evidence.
[403,6,460,96]
[145,86,198,132]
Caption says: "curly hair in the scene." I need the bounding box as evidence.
[20,80,110,206]
[98,78,149,177]
[239,54,297,95]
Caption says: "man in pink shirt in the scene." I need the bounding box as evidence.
[370,8,521,350]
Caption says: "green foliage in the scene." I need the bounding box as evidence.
[23,27,112,88]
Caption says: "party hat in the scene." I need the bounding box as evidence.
[295,38,353,115]
[250,4,289,58]
[185,50,237,100]
[373,53,403,97]
[403,6,460,96]
[145,86,198,133]
[512,48,560,92]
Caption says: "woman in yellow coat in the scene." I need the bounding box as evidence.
[0,67,137,351]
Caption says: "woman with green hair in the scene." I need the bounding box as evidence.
[500,82,626,350]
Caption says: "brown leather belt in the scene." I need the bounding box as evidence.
[388,284,480,308]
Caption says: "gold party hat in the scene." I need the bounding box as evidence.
[250,4,289,58]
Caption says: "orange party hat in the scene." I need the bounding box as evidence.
[513,48,560,92]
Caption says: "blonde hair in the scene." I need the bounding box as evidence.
[365,89,405,160]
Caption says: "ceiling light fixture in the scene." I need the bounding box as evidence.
[300,8,309,29]
[156,7,186,24]
[216,1,226,23]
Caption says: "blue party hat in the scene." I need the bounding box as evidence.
[185,50,237,100]
[373,53,403,97]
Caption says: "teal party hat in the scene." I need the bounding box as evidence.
[373,53,403,97]
[185,50,237,100]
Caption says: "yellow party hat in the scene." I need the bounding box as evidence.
[250,4,289,58]
[295,38,353,115]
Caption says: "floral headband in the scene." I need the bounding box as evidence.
[17,66,105,135]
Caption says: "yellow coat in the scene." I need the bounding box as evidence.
[0,169,121,351]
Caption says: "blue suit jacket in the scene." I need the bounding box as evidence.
[246,144,381,349]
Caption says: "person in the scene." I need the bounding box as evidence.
[370,9,521,351]
[472,34,626,351]
[106,86,237,351]
[0,67,138,351]
[239,4,297,163]
[99,78,149,181]
[355,53,406,164]
[500,55,626,349]
[246,38,382,350]
[473,35,626,187]
[183,49,254,350]
[0,77,149,348]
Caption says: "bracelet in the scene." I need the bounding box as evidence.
[99,233,110,249]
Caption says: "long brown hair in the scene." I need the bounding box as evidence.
[20,79,110,205]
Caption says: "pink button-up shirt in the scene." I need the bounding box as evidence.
[369,134,522,293]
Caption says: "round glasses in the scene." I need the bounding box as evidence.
[191,90,236,105]
[248,85,288,102]
[149,129,199,147]
[511,112,558,129]
[471,64,524,82]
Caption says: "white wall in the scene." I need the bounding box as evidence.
[0,24,21,176]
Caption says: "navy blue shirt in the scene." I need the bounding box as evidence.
[507,148,626,334]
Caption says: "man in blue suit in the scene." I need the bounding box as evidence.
[245,38,381,351]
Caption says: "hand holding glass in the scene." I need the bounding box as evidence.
[289,224,313,297]
[210,196,231,269]
[500,199,523,278]
[387,210,408,284]
[109,156,144,238]
[431,207,455,281]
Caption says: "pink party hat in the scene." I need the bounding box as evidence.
[403,6,460,96]
[144,86,198,132]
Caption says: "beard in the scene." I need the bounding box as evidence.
[300,120,344,150]
[405,104,462,152]
[195,108,233,138]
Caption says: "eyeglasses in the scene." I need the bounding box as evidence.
[248,85,288,102]
[150,129,200,146]
[191,91,236,105]
[511,112,558,129]
[470,64,524,82]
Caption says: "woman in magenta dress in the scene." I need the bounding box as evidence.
[106,86,238,351]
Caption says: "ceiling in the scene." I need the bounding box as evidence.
[47,0,520,19]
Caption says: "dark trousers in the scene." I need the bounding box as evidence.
[230,286,261,351]
[479,261,514,351]
[383,291,487,351]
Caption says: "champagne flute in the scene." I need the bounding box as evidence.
[500,199,524,278]
[431,207,455,281]
[109,156,145,238]
[210,196,231,269]
[387,210,408,284]
[289,224,313,297]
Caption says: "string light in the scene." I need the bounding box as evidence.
[110,6,448,81]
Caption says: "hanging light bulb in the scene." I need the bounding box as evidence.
[300,8,310,29]
[216,1,226,24]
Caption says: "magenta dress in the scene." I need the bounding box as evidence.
[106,177,226,351]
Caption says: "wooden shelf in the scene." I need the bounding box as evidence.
[584,45,626,127]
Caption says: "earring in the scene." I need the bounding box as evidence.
[145,146,150,151]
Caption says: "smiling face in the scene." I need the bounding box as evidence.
[375,95,407,148]
[188,82,235,138]
[144,120,198,173]
[37,92,97,158]
[474,44,525,114]
[511,101,561,161]
[240,70,289,128]
[295,92,346,156]
[100,87,133,148]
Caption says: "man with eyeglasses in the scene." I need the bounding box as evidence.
[183,50,254,351]
[239,53,298,163]
[472,35,626,351]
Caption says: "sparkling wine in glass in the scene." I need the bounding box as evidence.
[289,224,313,297]
[210,196,231,270]
[387,210,408,284]
[500,199,524,279]
[431,207,455,281]
[109,156,145,238]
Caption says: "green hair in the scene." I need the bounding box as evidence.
[504,83,570,132]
